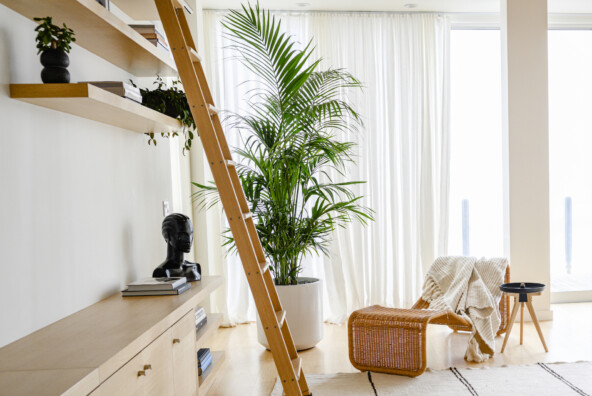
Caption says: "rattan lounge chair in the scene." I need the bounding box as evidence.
[348,265,510,377]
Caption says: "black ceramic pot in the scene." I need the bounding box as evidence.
[40,49,70,83]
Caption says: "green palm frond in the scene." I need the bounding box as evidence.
[192,2,373,285]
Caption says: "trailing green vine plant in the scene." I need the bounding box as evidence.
[34,16,76,54]
[132,76,196,153]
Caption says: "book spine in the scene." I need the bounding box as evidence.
[197,348,211,359]
[132,27,166,40]
[195,313,207,323]
[140,32,167,43]
[198,354,213,369]
[198,353,213,365]
[127,278,185,291]
[195,307,206,315]
[195,319,207,332]
[195,315,207,324]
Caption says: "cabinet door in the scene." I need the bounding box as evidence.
[90,329,174,396]
[142,328,175,396]
[88,349,147,396]
[171,310,198,396]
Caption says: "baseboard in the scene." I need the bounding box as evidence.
[551,290,592,304]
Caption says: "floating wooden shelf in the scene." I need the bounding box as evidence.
[113,0,193,21]
[199,351,225,395]
[196,313,223,350]
[10,83,181,134]
[0,0,177,76]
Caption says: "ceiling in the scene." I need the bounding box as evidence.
[202,0,592,14]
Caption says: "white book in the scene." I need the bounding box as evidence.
[195,313,207,325]
[122,282,191,297]
[127,277,187,291]
[195,306,206,316]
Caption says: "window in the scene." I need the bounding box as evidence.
[448,30,504,258]
[549,30,592,296]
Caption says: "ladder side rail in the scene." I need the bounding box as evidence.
[194,59,234,160]
[177,8,234,162]
[245,217,270,269]
[177,5,253,214]
[154,1,305,394]
[175,7,196,50]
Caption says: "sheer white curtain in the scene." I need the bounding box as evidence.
[201,11,450,324]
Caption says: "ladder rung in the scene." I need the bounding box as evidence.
[189,48,202,63]
[225,160,237,167]
[260,261,270,273]
[208,104,219,116]
[243,212,253,220]
[292,357,302,379]
[276,309,286,327]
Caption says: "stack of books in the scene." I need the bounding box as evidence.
[83,81,143,104]
[195,306,207,333]
[129,24,170,53]
[197,348,212,376]
[122,277,190,297]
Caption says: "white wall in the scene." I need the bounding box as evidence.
[0,4,174,347]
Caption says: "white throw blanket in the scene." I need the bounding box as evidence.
[421,256,507,362]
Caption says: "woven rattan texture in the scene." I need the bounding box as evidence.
[348,265,511,377]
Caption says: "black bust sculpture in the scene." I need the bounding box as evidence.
[153,213,201,281]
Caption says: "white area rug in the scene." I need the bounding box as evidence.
[271,362,592,396]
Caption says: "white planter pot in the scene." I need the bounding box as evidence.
[257,277,323,351]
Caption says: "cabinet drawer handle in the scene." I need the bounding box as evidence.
[144,364,152,371]
[172,338,181,344]
[137,370,146,377]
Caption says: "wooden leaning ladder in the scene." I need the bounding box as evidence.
[154,1,311,395]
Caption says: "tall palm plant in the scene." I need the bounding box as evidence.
[193,3,373,285]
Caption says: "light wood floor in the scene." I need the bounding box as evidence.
[208,302,592,395]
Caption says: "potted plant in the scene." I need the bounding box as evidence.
[193,3,373,350]
[132,76,196,153]
[34,16,76,83]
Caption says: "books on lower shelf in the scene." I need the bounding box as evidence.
[146,38,170,53]
[198,348,212,376]
[121,277,190,297]
[129,24,170,53]
[82,81,143,103]
[195,306,208,332]
[127,277,187,291]
[122,282,190,296]
[129,24,165,37]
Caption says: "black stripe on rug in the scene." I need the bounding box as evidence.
[538,363,590,396]
[450,367,479,396]
[367,372,378,396]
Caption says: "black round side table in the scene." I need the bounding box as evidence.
[499,282,548,353]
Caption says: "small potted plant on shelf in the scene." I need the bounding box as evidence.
[193,3,373,350]
[34,16,76,83]
[133,76,196,153]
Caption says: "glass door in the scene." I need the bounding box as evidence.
[549,30,592,302]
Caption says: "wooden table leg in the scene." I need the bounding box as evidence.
[526,295,548,352]
[520,302,524,345]
[501,296,520,353]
